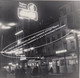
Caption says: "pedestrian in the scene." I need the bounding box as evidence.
[49,67,53,73]
[19,67,26,78]
[32,66,38,76]
[2,68,7,78]
[26,65,32,78]
[15,66,20,78]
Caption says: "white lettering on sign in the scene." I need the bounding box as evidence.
[18,2,38,21]
[19,2,27,8]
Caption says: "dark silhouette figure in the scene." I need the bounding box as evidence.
[19,67,26,78]
[32,66,38,76]
[26,65,32,78]
[49,67,53,73]
[56,65,60,74]
[1,68,7,78]
[15,67,20,78]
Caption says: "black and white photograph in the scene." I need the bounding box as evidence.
[0,0,79,78]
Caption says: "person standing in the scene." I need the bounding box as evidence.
[15,66,20,78]
[32,66,38,76]
[26,65,32,78]
[19,67,26,78]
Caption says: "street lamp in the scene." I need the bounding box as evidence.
[15,30,23,35]
[1,25,11,29]
[0,22,2,26]
[24,47,35,52]
[7,23,17,26]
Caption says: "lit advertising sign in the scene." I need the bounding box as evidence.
[19,2,27,8]
[18,8,38,21]
[18,2,38,21]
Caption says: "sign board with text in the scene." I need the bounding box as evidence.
[18,2,38,21]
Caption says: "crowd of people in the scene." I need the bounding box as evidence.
[15,64,52,78]
[15,65,40,78]
[0,63,54,78]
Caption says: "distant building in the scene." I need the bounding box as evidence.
[59,2,80,29]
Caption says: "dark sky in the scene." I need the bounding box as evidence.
[0,1,70,48]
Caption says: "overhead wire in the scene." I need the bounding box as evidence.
[1,25,71,58]
[2,25,59,51]
[1,30,71,58]
[5,24,66,51]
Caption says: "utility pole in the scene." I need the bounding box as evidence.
[74,33,79,78]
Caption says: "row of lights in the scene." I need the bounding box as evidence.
[0,22,17,29]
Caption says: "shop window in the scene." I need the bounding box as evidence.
[70,41,75,50]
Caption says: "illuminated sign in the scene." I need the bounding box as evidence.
[20,55,26,60]
[18,8,38,21]
[17,39,21,45]
[19,2,27,8]
[18,2,38,21]
[56,49,67,54]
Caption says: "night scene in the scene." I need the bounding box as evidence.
[0,0,79,78]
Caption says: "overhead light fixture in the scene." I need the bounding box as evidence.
[56,49,67,54]
[0,22,2,26]
[78,34,80,37]
[15,30,23,35]
[24,47,35,52]
[8,23,17,26]
[66,36,74,40]
[17,39,21,45]
[1,25,11,29]
[30,47,34,50]
[8,62,13,65]
[24,49,28,52]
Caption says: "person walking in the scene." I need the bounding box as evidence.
[32,66,38,76]
[15,66,20,78]
[19,67,26,78]
[26,65,32,78]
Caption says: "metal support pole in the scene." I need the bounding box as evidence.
[74,33,79,78]
[64,53,67,74]
[1,34,3,51]
[0,32,3,68]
